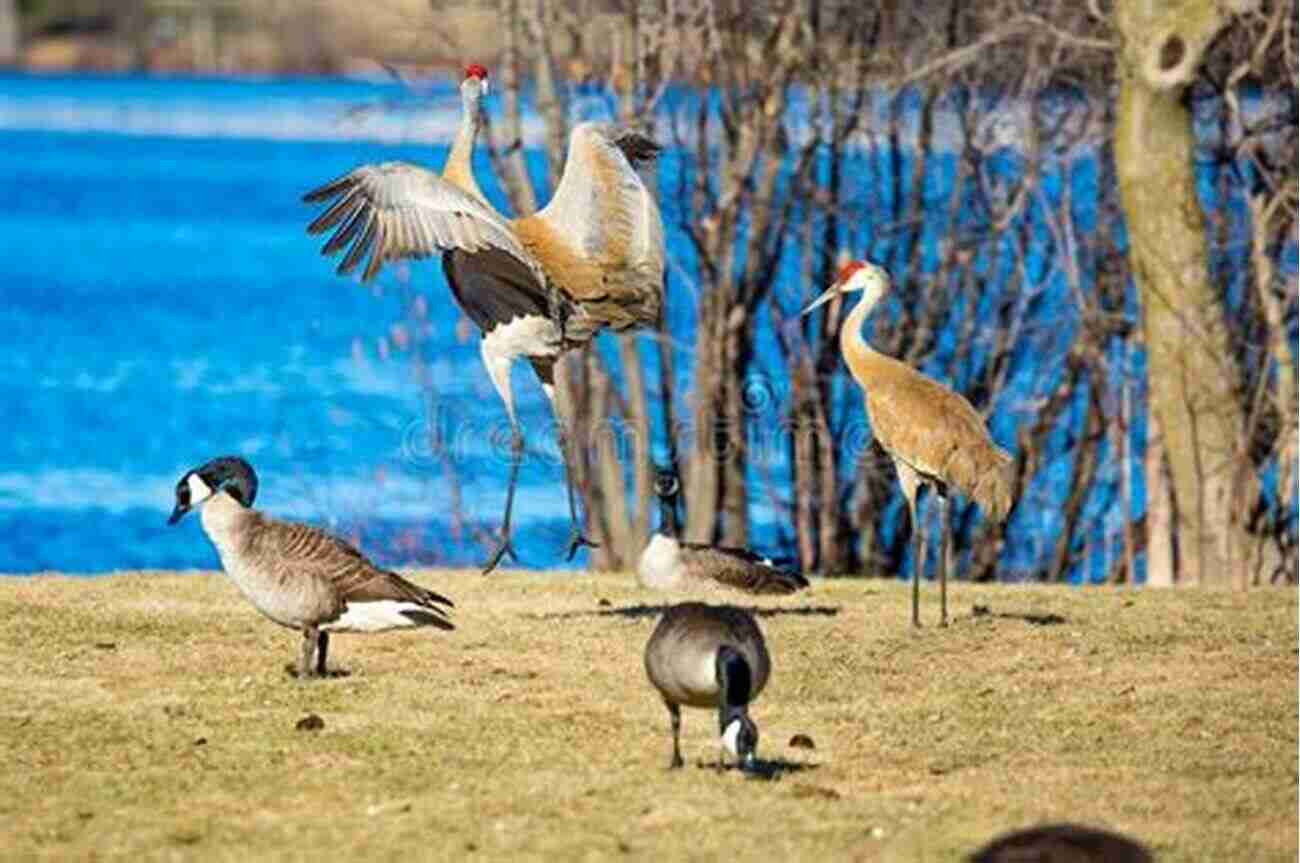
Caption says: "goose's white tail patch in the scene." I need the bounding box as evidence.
[322,600,440,633]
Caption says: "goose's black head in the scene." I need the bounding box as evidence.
[653,467,680,502]
[720,709,759,772]
[168,456,258,525]
[716,645,759,771]
[652,466,681,537]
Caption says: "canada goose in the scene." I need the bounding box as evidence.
[968,823,1152,863]
[643,602,770,772]
[638,468,809,595]
[167,456,454,678]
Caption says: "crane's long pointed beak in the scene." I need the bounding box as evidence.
[800,285,840,317]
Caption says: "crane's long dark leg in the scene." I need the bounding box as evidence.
[561,445,599,560]
[897,461,925,628]
[482,424,523,574]
[532,360,598,560]
[481,348,525,574]
[938,495,951,628]
[911,495,926,629]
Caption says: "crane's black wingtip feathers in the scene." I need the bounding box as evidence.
[337,216,378,277]
[302,175,350,205]
[612,131,663,166]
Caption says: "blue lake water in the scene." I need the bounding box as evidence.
[0,71,594,573]
[0,72,1291,579]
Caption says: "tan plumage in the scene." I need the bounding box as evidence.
[304,122,664,341]
[803,260,1014,627]
[845,347,1014,522]
[168,457,453,679]
[302,67,665,572]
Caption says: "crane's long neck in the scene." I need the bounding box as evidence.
[442,92,488,204]
[839,287,888,389]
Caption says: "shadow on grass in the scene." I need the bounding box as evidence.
[690,758,819,781]
[282,665,353,680]
[524,603,841,621]
[971,605,1067,626]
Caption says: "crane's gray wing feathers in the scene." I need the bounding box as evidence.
[304,162,543,285]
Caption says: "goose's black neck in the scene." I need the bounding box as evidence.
[656,493,680,539]
[715,644,752,710]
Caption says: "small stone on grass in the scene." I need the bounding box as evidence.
[296,714,325,732]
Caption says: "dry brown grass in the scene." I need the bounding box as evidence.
[0,571,1294,861]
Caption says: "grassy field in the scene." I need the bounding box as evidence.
[0,571,1295,861]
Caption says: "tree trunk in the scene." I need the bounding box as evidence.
[1112,0,1268,586]
[525,0,569,188]
[495,0,540,215]
[685,303,725,543]
[1246,192,1298,585]
[0,0,18,66]
[1144,408,1177,585]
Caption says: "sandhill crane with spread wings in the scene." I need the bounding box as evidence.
[302,64,666,573]
[802,260,1014,627]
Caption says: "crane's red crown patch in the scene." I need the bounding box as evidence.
[835,260,866,285]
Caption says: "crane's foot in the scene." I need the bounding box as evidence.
[564,527,600,561]
[481,534,519,575]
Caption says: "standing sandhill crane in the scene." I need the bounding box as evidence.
[302,64,666,573]
[801,260,1013,627]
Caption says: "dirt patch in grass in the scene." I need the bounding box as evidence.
[0,572,1294,861]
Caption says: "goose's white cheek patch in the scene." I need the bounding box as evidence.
[721,719,742,757]
[187,473,215,505]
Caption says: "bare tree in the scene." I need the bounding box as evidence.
[336,0,1294,585]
